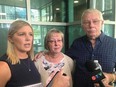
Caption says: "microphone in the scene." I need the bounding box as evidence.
[46,71,59,87]
[85,60,105,87]
[46,71,67,87]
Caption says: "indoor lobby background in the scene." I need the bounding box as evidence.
[0,0,115,57]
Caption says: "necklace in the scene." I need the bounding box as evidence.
[21,58,31,71]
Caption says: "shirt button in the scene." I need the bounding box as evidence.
[92,54,94,57]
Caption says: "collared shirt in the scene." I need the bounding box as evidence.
[66,32,116,87]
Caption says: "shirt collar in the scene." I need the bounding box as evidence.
[84,31,105,42]
[97,31,105,42]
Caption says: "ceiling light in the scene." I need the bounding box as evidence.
[74,0,79,3]
[56,8,60,10]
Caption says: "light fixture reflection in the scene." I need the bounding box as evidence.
[74,0,79,3]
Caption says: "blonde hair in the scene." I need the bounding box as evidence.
[81,8,104,24]
[7,20,34,64]
[44,28,64,50]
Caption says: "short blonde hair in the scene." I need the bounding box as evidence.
[7,20,34,64]
[44,28,64,50]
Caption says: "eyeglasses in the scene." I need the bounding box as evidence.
[48,39,62,43]
[82,20,102,26]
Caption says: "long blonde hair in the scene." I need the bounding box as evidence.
[7,20,34,64]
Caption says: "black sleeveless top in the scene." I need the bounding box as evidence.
[0,54,41,87]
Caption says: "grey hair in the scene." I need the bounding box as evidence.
[81,8,104,24]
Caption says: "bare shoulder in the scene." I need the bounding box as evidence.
[0,61,11,87]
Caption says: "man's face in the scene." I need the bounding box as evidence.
[81,12,104,40]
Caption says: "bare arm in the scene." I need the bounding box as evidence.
[0,61,11,87]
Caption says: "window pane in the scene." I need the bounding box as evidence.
[0,23,9,57]
[96,0,115,21]
[103,24,114,37]
[30,0,66,22]
[73,0,87,21]
[0,0,26,20]
[68,24,85,46]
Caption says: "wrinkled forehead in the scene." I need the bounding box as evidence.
[82,11,102,21]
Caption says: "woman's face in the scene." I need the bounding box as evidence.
[10,26,33,54]
[47,33,63,54]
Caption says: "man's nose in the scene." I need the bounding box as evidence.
[89,21,95,26]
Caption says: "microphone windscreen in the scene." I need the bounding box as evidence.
[85,60,97,72]
[85,60,105,87]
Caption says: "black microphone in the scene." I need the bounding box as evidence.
[46,71,59,87]
[46,71,67,87]
[85,60,105,87]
